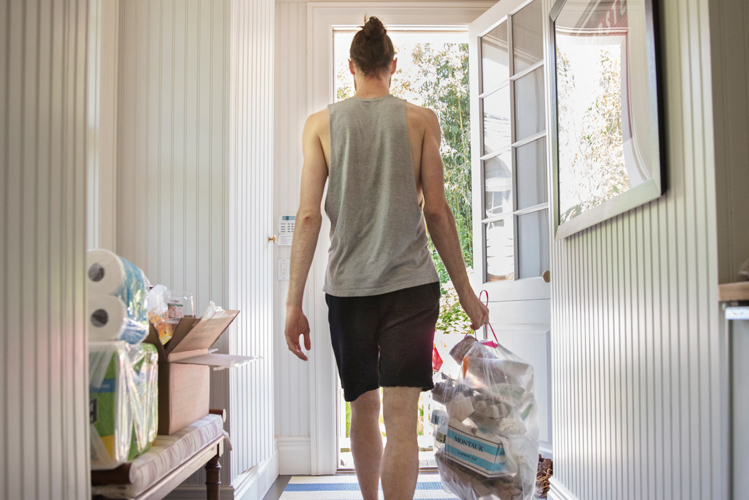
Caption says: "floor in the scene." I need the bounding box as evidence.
[263,475,292,500]
[262,473,458,500]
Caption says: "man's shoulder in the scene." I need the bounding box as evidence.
[405,102,439,134]
[405,102,438,123]
[308,107,330,124]
[304,108,330,136]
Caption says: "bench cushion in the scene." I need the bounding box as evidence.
[92,413,225,499]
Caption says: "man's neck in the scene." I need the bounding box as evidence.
[353,76,390,99]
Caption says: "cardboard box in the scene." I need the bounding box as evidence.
[444,421,516,478]
[144,310,256,435]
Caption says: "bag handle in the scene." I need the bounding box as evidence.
[477,290,499,344]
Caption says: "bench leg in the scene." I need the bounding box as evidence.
[206,454,221,500]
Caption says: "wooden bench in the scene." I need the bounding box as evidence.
[92,410,228,500]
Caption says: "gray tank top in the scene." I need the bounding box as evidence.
[323,94,439,297]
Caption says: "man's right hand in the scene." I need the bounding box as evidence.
[284,306,311,361]
[459,292,490,331]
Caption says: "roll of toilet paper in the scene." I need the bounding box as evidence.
[87,249,147,296]
[87,249,149,343]
[89,294,148,344]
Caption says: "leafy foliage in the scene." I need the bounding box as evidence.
[411,43,473,335]
[411,43,473,287]
[435,278,472,336]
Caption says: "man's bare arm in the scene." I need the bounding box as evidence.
[420,109,489,330]
[284,112,328,360]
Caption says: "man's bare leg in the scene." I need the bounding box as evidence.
[350,389,383,500]
[381,387,421,500]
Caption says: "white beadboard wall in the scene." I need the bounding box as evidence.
[227,0,276,481]
[116,0,229,318]
[112,0,276,492]
[547,0,723,498]
[710,0,749,285]
[0,0,91,498]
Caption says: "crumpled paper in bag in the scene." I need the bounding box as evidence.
[432,335,539,500]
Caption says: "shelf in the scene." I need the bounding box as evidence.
[719,282,749,302]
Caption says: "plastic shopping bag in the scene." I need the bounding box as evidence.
[432,292,539,500]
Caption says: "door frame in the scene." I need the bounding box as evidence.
[306,1,494,475]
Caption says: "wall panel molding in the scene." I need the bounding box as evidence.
[228,0,276,480]
[1,0,91,498]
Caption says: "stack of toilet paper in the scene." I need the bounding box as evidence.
[87,249,150,344]
[86,249,158,470]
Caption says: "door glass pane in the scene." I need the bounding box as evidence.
[514,67,545,142]
[485,219,514,281]
[516,138,547,210]
[484,151,513,218]
[483,86,511,155]
[517,209,549,279]
[512,0,543,74]
[481,21,509,93]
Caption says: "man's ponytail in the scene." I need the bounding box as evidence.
[349,17,395,77]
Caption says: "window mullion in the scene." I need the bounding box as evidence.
[479,81,511,100]
[514,202,549,217]
[508,14,520,282]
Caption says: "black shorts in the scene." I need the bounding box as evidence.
[326,282,441,402]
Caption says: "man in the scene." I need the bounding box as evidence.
[284,17,489,500]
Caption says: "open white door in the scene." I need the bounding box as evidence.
[469,0,553,455]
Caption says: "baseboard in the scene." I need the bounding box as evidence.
[548,477,579,500]
[539,441,553,459]
[278,436,312,475]
[232,444,280,500]
[164,443,279,500]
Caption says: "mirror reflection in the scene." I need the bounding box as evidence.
[555,0,654,224]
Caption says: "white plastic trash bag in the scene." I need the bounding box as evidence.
[432,328,539,500]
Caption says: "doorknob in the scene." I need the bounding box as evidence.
[542,270,550,283]
[268,235,277,244]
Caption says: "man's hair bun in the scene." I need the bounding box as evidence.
[362,17,386,38]
[349,16,395,77]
